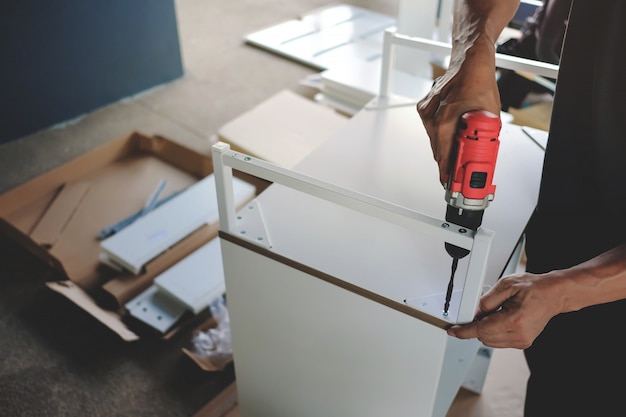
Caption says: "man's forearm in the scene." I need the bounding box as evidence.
[555,244,626,313]
[417,0,521,184]
[450,0,520,67]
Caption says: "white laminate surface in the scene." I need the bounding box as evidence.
[242,97,545,324]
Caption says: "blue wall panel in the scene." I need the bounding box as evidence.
[0,1,184,143]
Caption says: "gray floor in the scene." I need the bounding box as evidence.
[0,1,397,416]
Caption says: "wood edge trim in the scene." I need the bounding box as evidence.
[218,231,451,330]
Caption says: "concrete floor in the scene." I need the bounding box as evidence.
[0,1,530,416]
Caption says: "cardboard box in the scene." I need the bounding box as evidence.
[509,100,552,131]
[0,132,268,341]
[215,89,348,169]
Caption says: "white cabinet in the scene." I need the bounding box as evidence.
[213,97,544,417]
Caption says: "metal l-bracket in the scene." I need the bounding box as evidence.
[234,199,272,249]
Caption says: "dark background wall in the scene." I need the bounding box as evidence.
[0,0,184,144]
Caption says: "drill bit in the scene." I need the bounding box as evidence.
[443,257,459,315]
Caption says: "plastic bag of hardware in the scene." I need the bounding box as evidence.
[191,297,232,368]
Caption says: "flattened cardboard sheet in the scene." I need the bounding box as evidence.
[46,280,140,341]
[29,181,92,247]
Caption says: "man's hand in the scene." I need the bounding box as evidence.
[416,0,520,183]
[417,41,502,184]
[447,244,626,349]
[446,272,565,349]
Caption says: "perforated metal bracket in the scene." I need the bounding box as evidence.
[125,286,187,333]
[234,199,272,249]
[404,290,461,323]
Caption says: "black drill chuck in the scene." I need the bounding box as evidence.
[444,205,484,259]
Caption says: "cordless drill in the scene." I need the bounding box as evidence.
[443,110,501,315]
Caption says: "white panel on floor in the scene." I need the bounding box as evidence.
[245,4,395,71]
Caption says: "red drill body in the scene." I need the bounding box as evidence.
[443,110,501,315]
[445,111,501,213]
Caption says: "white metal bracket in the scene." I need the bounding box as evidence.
[234,199,272,249]
[125,286,186,333]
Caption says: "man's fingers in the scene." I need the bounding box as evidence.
[448,308,532,349]
[447,322,478,339]
[435,121,456,182]
[416,83,462,184]
[478,278,519,315]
